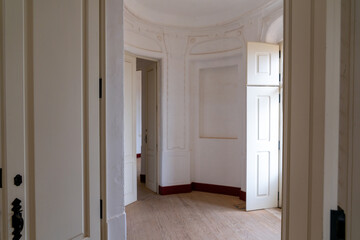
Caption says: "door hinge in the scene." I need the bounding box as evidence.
[100,199,103,219]
[331,207,345,239]
[278,141,280,150]
[99,78,102,99]
[279,73,281,82]
[0,168,2,188]
[279,94,281,103]
[279,50,281,58]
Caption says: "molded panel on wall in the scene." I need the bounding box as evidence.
[190,38,243,55]
[199,65,239,139]
[125,30,162,53]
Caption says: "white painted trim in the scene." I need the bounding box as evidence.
[103,0,126,239]
[323,0,341,238]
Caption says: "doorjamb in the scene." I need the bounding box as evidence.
[124,51,162,195]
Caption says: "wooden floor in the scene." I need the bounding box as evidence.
[126,161,281,240]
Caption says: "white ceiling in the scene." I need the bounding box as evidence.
[125,0,273,28]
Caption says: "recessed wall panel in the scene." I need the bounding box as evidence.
[199,65,238,139]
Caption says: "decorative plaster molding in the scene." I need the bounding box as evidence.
[186,26,245,56]
[124,0,282,31]
[260,6,283,43]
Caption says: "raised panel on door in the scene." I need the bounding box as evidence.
[246,87,279,211]
[124,54,137,205]
[247,42,280,86]
[145,62,157,193]
[3,0,100,239]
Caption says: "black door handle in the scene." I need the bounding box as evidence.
[11,198,24,240]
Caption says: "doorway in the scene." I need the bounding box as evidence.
[246,42,284,211]
[124,53,160,206]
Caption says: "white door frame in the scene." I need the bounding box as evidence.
[0,0,345,239]
[84,0,345,239]
[125,52,161,195]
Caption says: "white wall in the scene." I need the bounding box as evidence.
[124,1,283,189]
[189,55,245,189]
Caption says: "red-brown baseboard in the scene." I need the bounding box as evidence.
[239,190,246,201]
[136,153,141,158]
[159,184,192,195]
[140,174,146,183]
[192,182,240,197]
[159,182,246,201]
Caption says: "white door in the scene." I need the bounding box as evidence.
[124,54,137,205]
[247,42,279,86]
[144,62,157,193]
[246,87,279,211]
[2,0,100,239]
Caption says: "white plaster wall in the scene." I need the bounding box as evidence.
[124,1,283,189]
[189,55,246,189]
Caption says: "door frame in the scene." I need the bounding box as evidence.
[0,0,345,239]
[124,51,162,196]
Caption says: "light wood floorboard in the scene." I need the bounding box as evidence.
[129,158,280,239]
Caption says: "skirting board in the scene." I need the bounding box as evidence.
[159,182,247,201]
[159,184,192,195]
[136,153,141,158]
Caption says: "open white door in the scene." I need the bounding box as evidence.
[143,62,158,193]
[2,0,100,239]
[246,42,280,211]
[247,42,279,86]
[124,54,137,205]
[246,87,279,211]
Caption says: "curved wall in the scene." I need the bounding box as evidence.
[124,1,283,191]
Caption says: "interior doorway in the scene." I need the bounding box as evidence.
[246,42,284,211]
[124,53,160,206]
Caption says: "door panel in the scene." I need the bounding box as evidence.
[124,55,137,205]
[246,87,279,211]
[3,0,100,239]
[145,63,157,193]
[247,42,279,86]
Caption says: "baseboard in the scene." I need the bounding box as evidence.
[158,182,246,201]
[136,153,141,158]
[140,174,146,183]
[239,190,246,201]
[192,182,240,197]
[159,184,192,195]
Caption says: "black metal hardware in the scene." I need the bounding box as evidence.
[14,174,22,186]
[279,50,281,58]
[11,198,24,240]
[99,78,102,98]
[0,168,2,188]
[330,207,345,240]
[100,199,103,219]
